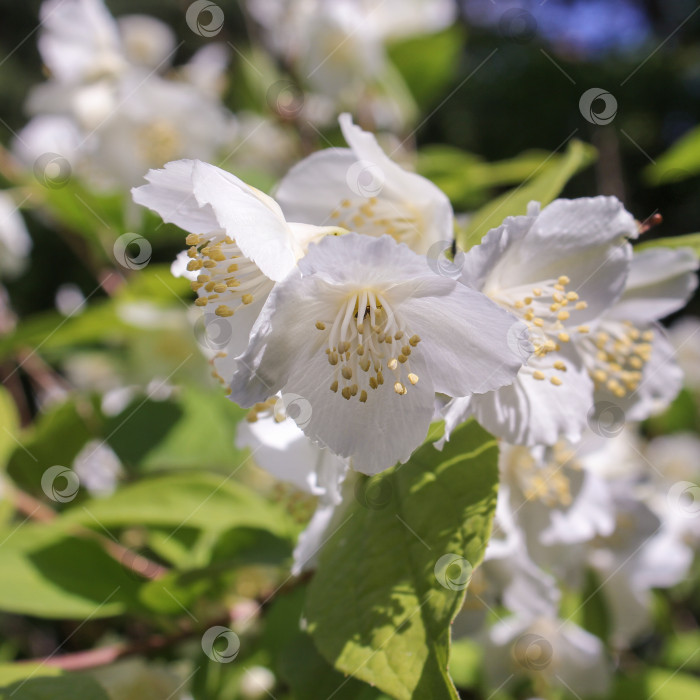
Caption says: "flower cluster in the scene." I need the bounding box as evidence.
[134,110,698,696]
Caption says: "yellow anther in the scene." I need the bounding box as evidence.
[341,366,353,380]
[388,358,398,370]
[577,325,590,334]
[330,380,338,393]
[550,376,563,386]
[533,288,543,296]
[575,301,588,310]
[514,300,525,309]
[315,321,326,330]
[328,352,338,366]
[408,373,419,385]
[369,377,378,389]
[553,360,567,371]
[357,345,365,355]
[550,303,561,312]
[642,330,654,341]
[360,390,368,403]
[409,335,421,347]
[215,305,234,317]
[557,310,570,321]
[187,247,198,258]
[341,199,351,207]
[187,259,203,271]
[195,297,208,306]
[533,318,544,327]
[213,283,227,293]
[402,345,411,356]
[341,387,352,400]
[360,357,371,372]
[395,331,404,340]
[533,371,546,380]
[185,233,201,245]
[394,382,407,395]
[524,296,533,305]
[592,369,607,383]
[398,354,407,363]
[558,275,570,285]
[228,263,238,273]
[202,260,216,268]
[242,294,254,305]
[352,215,364,227]
[566,291,579,301]
[377,371,384,385]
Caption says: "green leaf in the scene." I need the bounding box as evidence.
[0,673,109,700]
[305,420,499,700]
[263,587,388,700]
[60,471,295,538]
[612,668,700,700]
[417,147,571,210]
[0,387,19,468]
[0,525,145,619]
[458,140,596,250]
[388,27,464,106]
[6,399,101,496]
[644,126,700,185]
[662,630,700,673]
[635,233,700,256]
[0,665,62,687]
[105,386,249,473]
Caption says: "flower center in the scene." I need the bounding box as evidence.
[329,198,424,249]
[314,290,421,402]
[491,275,590,387]
[184,233,274,317]
[506,442,578,508]
[580,320,652,398]
[139,120,182,166]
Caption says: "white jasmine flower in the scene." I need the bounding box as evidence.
[230,232,528,473]
[0,193,32,278]
[236,398,347,505]
[276,113,452,255]
[484,614,610,697]
[19,0,236,192]
[72,440,123,496]
[575,246,698,421]
[443,197,639,446]
[587,491,692,647]
[132,159,343,385]
[499,441,615,559]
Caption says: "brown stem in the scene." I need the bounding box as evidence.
[12,488,168,580]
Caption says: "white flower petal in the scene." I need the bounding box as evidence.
[609,247,698,323]
[132,160,221,234]
[231,233,522,472]
[38,0,125,82]
[447,345,593,446]
[190,161,298,281]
